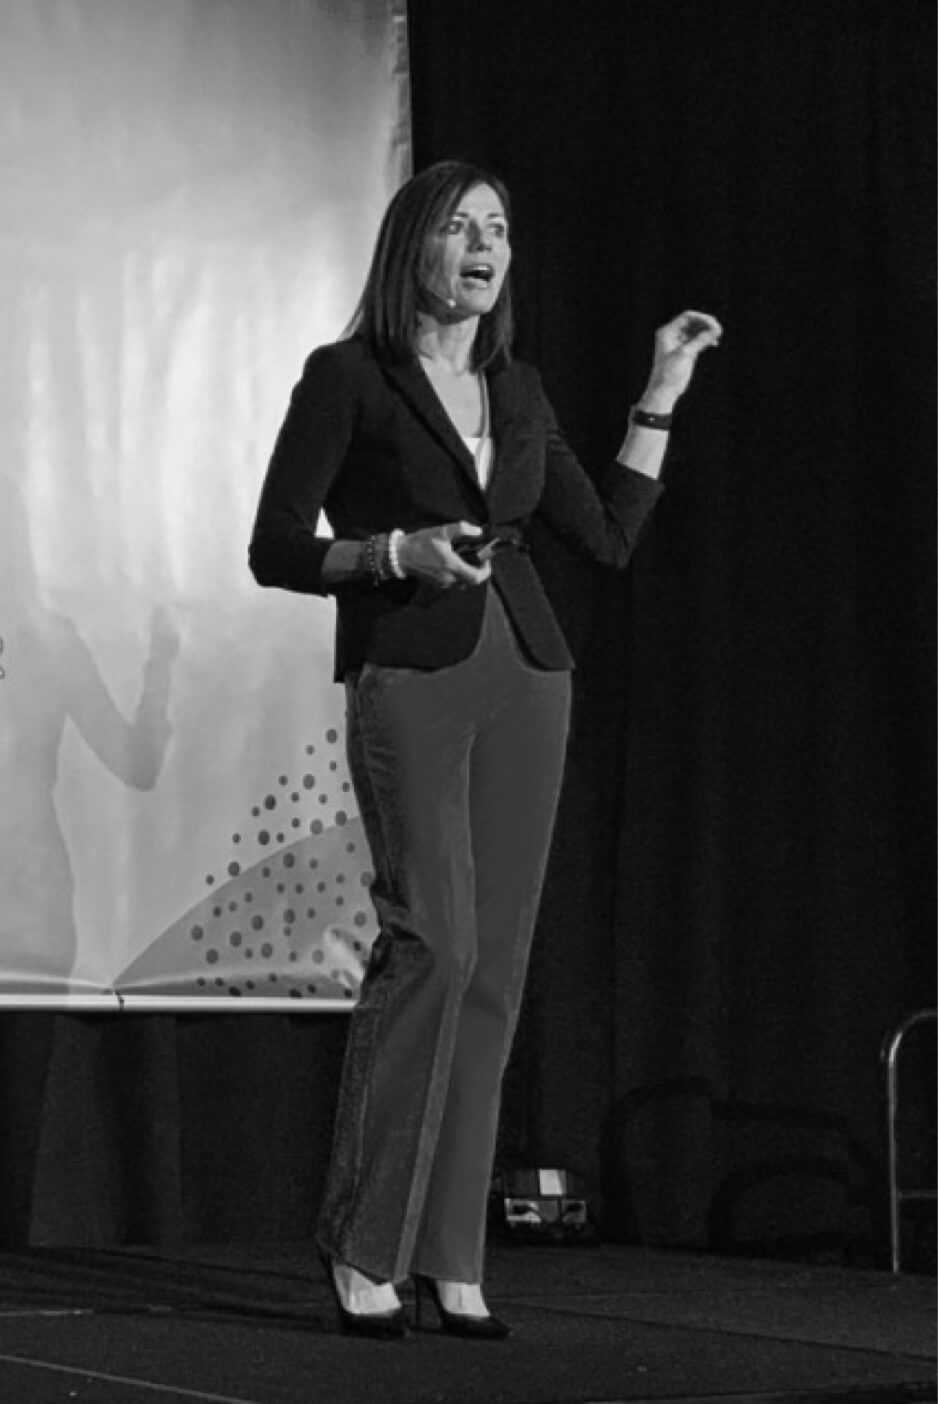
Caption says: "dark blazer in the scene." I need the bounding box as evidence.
[249,338,665,679]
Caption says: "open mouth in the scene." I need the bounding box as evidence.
[459,264,495,287]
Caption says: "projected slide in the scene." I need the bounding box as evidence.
[0,0,410,1007]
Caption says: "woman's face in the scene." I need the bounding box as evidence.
[424,182,511,317]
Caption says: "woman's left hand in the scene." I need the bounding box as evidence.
[642,310,723,409]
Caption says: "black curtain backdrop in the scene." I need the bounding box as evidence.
[2,0,933,1265]
[410,0,936,1264]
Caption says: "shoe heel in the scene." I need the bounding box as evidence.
[410,1272,511,1340]
[412,1273,437,1331]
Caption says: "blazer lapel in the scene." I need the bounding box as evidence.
[485,362,524,503]
[382,356,481,491]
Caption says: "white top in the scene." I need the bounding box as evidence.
[462,374,493,489]
[462,434,494,489]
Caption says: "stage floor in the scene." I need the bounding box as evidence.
[0,1242,932,1403]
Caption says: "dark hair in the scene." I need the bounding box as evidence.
[344,160,514,372]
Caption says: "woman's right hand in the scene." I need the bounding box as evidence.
[397,522,492,589]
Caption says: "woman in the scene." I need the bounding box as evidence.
[249,160,721,1339]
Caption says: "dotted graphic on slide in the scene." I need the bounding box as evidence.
[116,726,378,1000]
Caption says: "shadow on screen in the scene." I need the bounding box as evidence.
[0,473,179,991]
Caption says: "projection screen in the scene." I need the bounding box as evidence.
[0,0,411,1010]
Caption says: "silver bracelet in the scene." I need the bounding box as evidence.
[387,528,406,580]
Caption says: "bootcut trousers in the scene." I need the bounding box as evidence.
[316,587,571,1285]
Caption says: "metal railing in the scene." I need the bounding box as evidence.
[881,1008,937,1273]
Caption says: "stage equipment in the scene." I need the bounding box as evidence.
[489,1168,599,1245]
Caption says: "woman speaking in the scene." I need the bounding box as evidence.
[249,159,721,1339]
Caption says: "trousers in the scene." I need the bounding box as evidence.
[315,587,571,1284]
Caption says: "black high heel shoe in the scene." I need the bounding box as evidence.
[318,1249,407,1339]
[412,1274,512,1340]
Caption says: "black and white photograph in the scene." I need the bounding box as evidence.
[0,2,933,1401]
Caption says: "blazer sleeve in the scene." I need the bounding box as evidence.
[249,345,357,596]
[531,370,665,569]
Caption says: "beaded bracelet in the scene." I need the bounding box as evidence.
[364,534,387,587]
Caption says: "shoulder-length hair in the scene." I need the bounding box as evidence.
[344,160,514,372]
